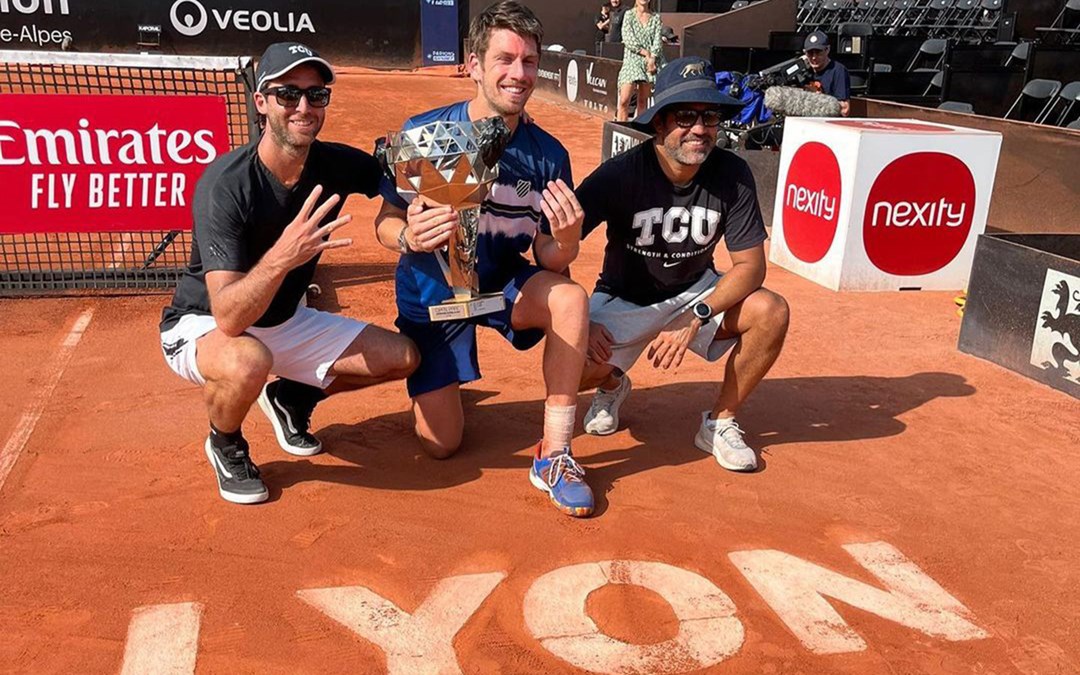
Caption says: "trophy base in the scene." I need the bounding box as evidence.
[428,293,506,322]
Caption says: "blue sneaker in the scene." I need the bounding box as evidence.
[529,444,595,517]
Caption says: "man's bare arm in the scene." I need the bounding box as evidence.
[208,186,352,337]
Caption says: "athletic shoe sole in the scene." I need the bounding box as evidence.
[583,376,631,437]
[203,439,269,505]
[529,469,595,517]
[257,385,323,457]
[694,430,757,472]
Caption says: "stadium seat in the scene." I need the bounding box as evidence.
[731,0,750,8]
[939,100,975,113]
[907,38,948,71]
[850,71,869,93]
[1042,81,1080,126]
[798,0,821,24]
[1067,119,1080,129]
[1035,0,1080,45]
[1004,79,1062,123]
[838,22,874,53]
[924,69,944,95]
[1002,41,1031,67]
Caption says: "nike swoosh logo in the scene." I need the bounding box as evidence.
[662,261,682,268]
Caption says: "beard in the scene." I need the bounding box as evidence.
[267,112,321,152]
[665,132,715,165]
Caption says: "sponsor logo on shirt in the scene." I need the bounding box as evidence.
[631,206,720,247]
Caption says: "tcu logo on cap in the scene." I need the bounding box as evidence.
[863,152,975,276]
[782,142,842,263]
[289,45,313,56]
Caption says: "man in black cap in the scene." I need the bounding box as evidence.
[803,30,851,116]
[572,57,790,473]
[159,42,419,504]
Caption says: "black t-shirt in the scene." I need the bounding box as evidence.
[594,11,609,43]
[606,7,626,43]
[160,139,383,331]
[577,141,768,307]
[812,59,851,101]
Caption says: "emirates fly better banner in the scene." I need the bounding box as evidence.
[0,94,230,234]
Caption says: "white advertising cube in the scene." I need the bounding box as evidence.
[769,118,1002,291]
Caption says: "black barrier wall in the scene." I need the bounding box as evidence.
[959,234,1080,400]
[0,0,421,67]
[536,50,621,117]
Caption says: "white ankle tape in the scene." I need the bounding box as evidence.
[543,404,577,451]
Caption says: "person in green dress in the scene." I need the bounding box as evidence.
[616,0,664,121]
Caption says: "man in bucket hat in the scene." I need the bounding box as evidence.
[571,57,790,472]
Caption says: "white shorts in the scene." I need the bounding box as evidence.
[589,269,737,373]
[160,305,367,388]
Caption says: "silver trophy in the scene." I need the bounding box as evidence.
[378,117,511,322]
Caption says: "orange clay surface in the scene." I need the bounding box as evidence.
[1,71,1078,674]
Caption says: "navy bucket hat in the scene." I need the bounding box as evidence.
[632,56,744,129]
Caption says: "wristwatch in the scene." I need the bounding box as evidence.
[397,226,412,255]
[692,301,713,324]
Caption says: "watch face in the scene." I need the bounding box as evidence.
[694,303,710,319]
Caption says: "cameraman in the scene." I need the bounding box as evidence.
[803,31,850,116]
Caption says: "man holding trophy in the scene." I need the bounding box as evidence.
[374,1,596,517]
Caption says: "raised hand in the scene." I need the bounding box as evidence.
[270,184,352,271]
[540,179,584,253]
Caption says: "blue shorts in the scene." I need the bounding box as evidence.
[396,265,546,397]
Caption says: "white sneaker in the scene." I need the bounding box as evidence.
[583,374,632,436]
[694,412,757,472]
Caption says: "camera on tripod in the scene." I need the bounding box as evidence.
[730,55,814,98]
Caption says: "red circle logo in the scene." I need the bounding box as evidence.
[782,142,842,263]
[863,153,975,276]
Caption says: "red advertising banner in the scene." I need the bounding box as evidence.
[0,94,231,234]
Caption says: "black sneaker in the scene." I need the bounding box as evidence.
[257,380,323,456]
[203,436,268,504]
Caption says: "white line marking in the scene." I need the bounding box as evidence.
[523,560,744,674]
[120,602,202,675]
[729,541,989,654]
[106,233,136,270]
[298,572,506,674]
[0,307,94,494]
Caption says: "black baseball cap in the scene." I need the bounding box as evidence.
[803,31,829,51]
[632,57,744,128]
[255,42,335,91]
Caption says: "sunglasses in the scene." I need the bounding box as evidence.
[669,108,724,128]
[261,85,332,108]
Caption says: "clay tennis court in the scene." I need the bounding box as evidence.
[1,70,1078,674]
